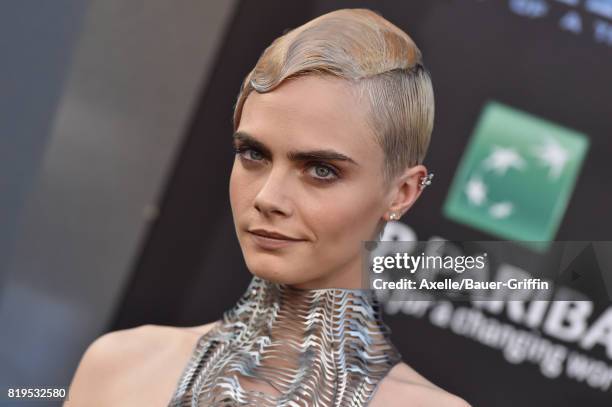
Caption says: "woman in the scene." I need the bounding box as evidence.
[66,8,470,407]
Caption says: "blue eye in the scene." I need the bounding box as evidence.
[234,146,264,162]
[308,163,339,182]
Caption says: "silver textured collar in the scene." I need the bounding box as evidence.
[168,275,402,406]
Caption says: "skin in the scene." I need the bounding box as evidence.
[64,75,471,407]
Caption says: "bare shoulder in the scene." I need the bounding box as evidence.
[371,362,472,407]
[64,321,220,406]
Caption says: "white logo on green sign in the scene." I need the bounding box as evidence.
[443,101,589,251]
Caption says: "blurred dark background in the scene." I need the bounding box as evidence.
[2,1,611,406]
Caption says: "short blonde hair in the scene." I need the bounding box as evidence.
[233,8,434,184]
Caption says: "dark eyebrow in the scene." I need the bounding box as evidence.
[232,131,359,166]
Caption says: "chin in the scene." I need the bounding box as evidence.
[246,256,287,281]
[245,258,307,285]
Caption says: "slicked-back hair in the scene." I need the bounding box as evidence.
[233,8,435,184]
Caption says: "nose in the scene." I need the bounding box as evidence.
[253,166,293,218]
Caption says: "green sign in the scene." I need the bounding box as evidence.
[443,101,589,251]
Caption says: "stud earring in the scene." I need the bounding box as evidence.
[419,172,434,189]
[389,212,399,221]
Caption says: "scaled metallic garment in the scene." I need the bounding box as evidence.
[168,276,402,406]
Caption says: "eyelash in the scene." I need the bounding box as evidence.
[233,145,341,183]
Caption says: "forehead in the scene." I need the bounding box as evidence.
[239,75,381,158]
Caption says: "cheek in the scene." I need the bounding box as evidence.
[229,161,250,213]
[308,184,382,244]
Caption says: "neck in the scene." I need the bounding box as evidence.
[225,275,401,401]
[169,274,402,406]
[237,275,390,341]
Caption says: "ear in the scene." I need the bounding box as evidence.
[384,165,428,221]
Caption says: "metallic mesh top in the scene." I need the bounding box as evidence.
[167,275,402,407]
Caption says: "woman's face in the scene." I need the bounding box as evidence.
[230,75,395,289]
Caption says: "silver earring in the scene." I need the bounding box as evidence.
[419,172,434,189]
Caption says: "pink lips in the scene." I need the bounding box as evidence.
[247,229,306,250]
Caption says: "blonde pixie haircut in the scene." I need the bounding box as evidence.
[233,8,435,185]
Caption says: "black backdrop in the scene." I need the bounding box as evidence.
[112,1,612,405]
